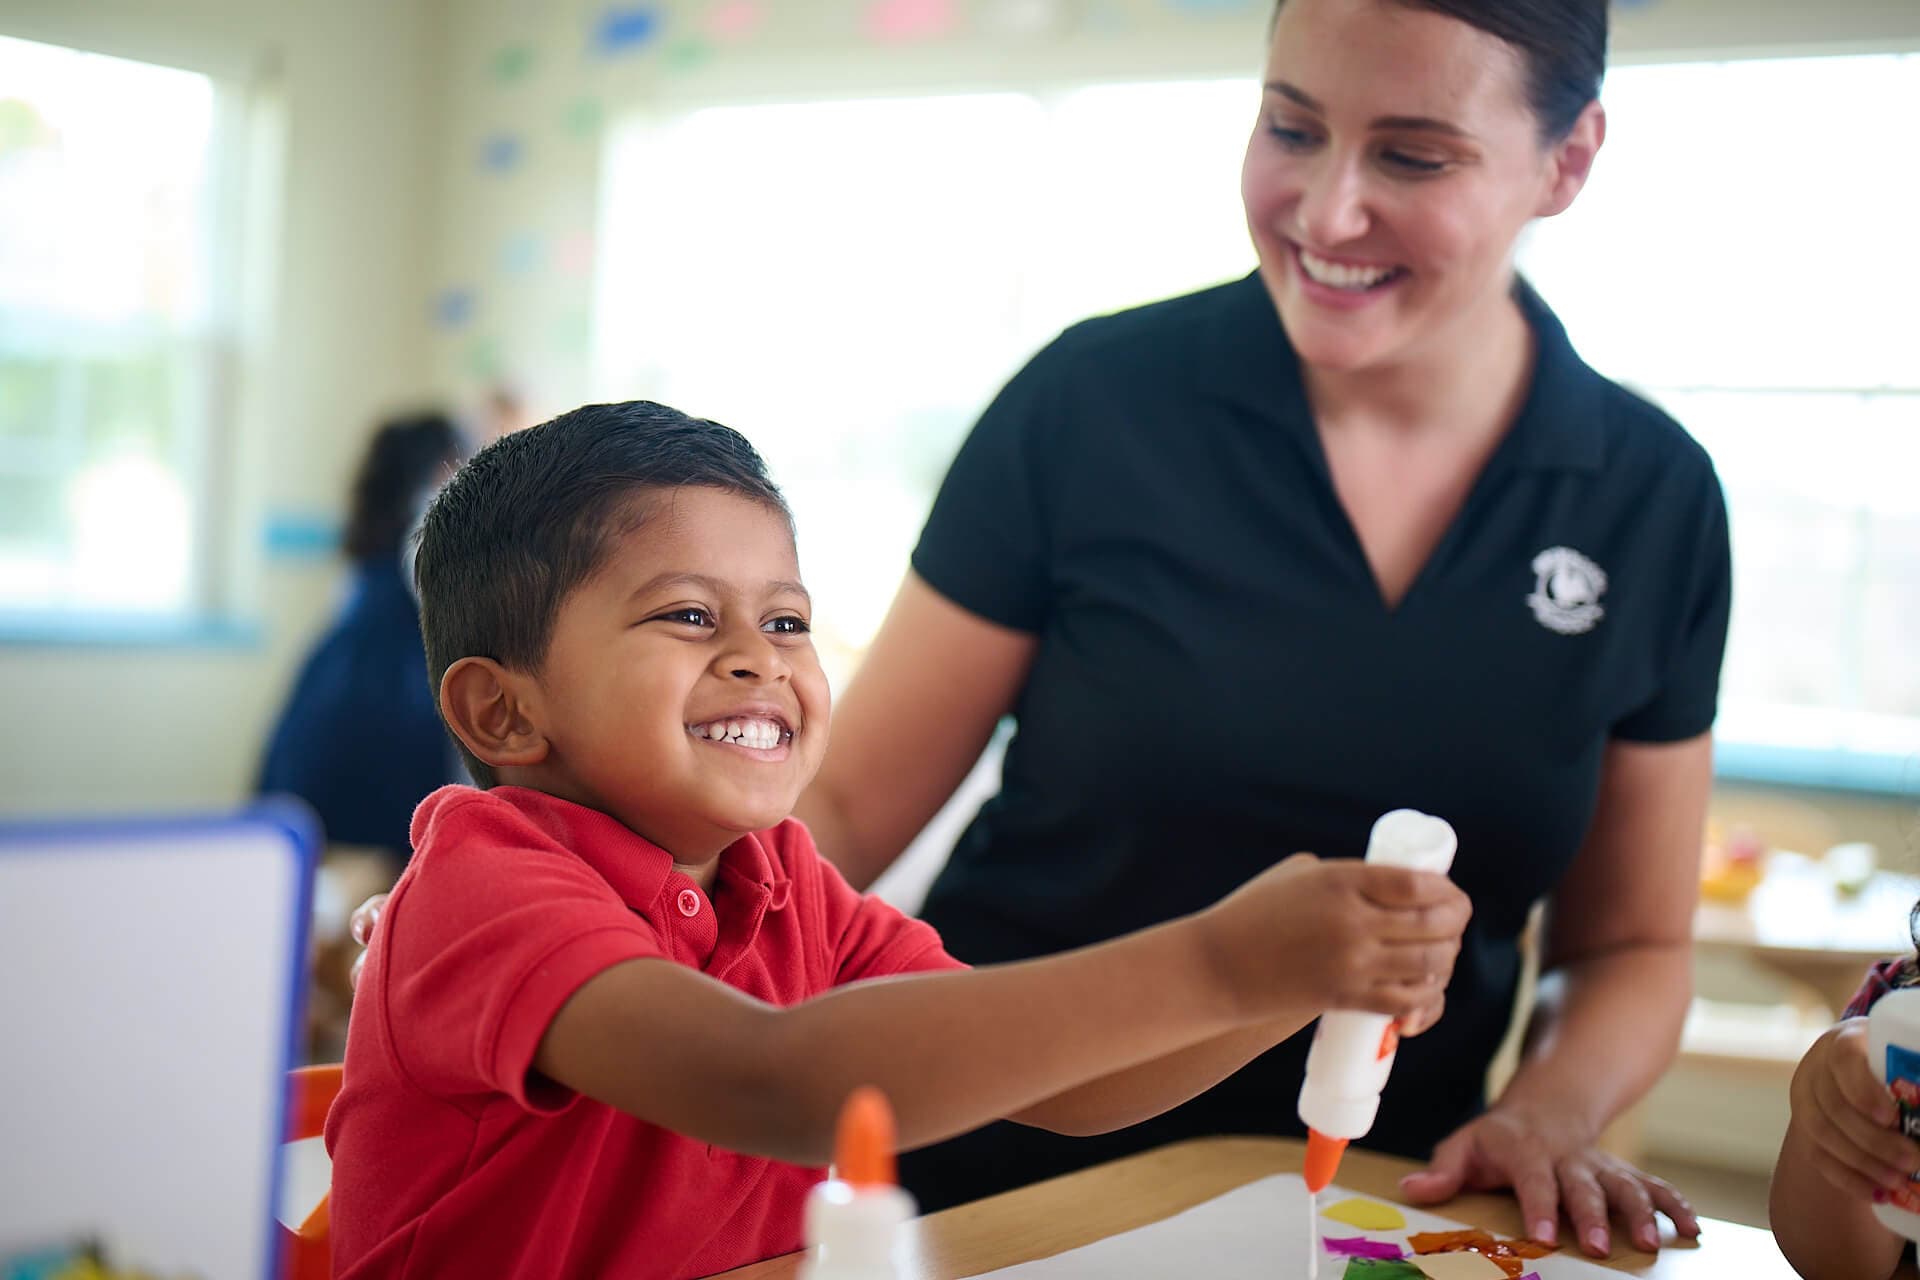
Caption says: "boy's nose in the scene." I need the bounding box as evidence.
[717,633,790,682]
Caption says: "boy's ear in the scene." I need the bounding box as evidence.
[440,657,550,770]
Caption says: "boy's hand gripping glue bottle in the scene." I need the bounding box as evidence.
[1868,987,1920,1240]
[799,1086,916,1280]
[1297,809,1459,1195]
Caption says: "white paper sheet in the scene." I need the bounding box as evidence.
[961,1174,1630,1279]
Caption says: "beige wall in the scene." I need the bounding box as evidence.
[0,0,442,814]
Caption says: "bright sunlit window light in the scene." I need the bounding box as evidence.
[0,34,232,624]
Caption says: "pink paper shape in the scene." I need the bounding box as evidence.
[865,0,956,42]
[708,0,762,41]
[1324,1236,1408,1260]
[557,230,596,277]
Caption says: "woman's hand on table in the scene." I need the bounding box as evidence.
[346,892,388,992]
[1398,1099,1701,1258]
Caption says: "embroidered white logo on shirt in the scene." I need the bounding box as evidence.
[1528,546,1608,635]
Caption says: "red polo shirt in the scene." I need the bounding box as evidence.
[326,785,963,1279]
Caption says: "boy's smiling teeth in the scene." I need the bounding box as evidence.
[1300,247,1401,290]
[688,717,791,750]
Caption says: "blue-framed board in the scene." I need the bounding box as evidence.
[0,804,316,1280]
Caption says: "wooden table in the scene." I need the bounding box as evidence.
[714,1136,1812,1278]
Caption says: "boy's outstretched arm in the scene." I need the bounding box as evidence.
[534,856,1467,1166]
[1002,862,1460,1136]
[1770,1019,1912,1280]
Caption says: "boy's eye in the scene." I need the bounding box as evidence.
[655,608,713,628]
[764,615,810,636]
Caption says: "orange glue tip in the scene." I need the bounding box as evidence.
[834,1086,897,1187]
[1303,1128,1347,1194]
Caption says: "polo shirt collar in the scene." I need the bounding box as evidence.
[1201,270,1606,474]
[493,786,787,914]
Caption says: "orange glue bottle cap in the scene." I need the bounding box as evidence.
[834,1086,897,1187]
[803,1088,914,1278]
[1303,1128,1347,1194]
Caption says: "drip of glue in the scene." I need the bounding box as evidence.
[799,1087,916,1280]
[1297,809,1459,1198]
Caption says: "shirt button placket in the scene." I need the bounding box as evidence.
[676,888,701,918]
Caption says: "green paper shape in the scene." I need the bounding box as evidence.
[663,37,714,71]
[551,305,592,356]
[0,98,55,154]
[491,43,535,82]
[463,336,502,380]
[563,96,605,138]
[1342,1261,1428,1279]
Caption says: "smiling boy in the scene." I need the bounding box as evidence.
[324,401,1471,1279]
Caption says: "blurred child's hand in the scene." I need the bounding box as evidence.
[346,892,390,992]
[1200,854,1471,1034]
[1790,1016,1920,1201]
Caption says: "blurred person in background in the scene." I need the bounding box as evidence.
[256,410,467,862]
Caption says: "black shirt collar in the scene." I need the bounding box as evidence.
[1201,270,1607,474]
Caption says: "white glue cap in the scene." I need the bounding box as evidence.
[1365,809,1457,874]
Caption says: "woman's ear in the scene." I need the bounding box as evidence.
[440,657,549,771]
[1536,100,1606,219]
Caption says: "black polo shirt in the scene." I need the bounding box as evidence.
[900,271,1732,1210]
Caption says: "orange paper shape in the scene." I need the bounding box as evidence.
[1409,1231,1497,1254]
[1406,1228,1552,1278]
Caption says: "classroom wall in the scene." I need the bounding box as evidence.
[0,0,443,815]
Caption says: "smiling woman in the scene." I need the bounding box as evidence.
[791,0,1731,1259]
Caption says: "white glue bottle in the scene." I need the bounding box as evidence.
[799,1086,915,1280]
[1868,987,1920,1241]
[1297,808,1459,1195]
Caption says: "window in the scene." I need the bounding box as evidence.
[594,81,1258,676]
[594,56,1920,789]
[1517,54,1920,783]
[0,35,244,628]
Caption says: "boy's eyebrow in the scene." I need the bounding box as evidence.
[629,571,811,603]
[1263,80,1472,138]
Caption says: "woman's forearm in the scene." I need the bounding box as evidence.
[789,784,870,887]
[1498,940,1692,1137]
[799,573,1037,890]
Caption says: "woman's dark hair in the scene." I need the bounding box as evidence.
[413,400,791,787]
[1271,0,1608,142]
[341,411,466,561]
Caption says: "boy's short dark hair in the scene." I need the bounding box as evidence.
[414,400,792,787]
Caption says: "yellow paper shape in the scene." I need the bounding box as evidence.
[1411,1253,1508,1280]
[1322,1197,1409,1232]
